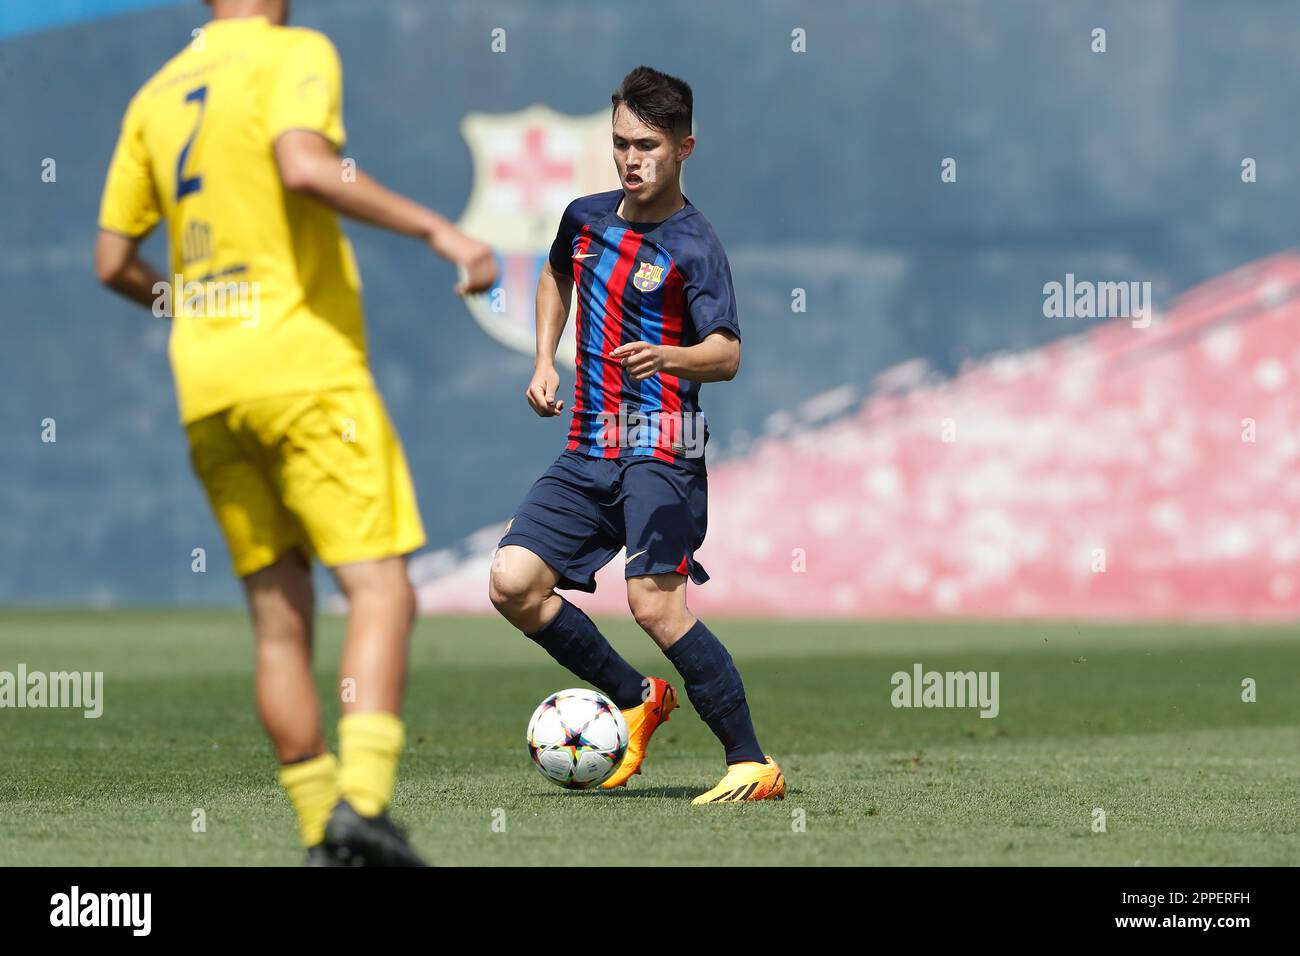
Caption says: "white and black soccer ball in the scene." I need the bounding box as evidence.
[526,688,629,789]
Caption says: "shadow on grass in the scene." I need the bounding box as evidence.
[537,785,700,799]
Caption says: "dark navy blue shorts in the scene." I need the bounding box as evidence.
[498,451,710,593]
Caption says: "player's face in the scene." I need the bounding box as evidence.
[611,104,693,204]
[206,0,288,22]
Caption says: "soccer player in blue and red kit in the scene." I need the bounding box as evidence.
[489,66,784,803]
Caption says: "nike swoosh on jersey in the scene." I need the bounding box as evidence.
[573,252,599,259]
[625,549,648,564]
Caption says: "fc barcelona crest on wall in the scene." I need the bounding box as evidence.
[455,105,622,366]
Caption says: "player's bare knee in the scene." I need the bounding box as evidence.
[256,613,311,650]
[337,558,414,613]
[632,608,674,643]
[249,591,313,647]
[363,575,414,621]
[488,562,539,617]
[628,591,684,643]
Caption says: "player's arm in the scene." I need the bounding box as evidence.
[613,238,741,383]
[525,260,574,417]
[95,230,167,312]
[268,29,494,293]
[274,131,495,294]
[96,90,168,313]
[612,330,740,383]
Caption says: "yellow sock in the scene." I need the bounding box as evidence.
[338,712,405,817]
[278,752,339,847]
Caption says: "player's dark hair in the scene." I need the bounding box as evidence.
[611,66,693,137]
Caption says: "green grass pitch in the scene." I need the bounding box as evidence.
[1,610,1297,866]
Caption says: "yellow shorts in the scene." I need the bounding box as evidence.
[186,388,426,577]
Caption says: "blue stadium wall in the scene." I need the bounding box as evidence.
[3,0,1299,605]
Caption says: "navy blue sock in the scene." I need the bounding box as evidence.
[663,620,765,765]
[526,598,646,710]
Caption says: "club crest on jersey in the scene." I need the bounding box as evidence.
[455,105,622,367]
[632,262,665,293]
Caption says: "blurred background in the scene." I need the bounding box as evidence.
[2,0,1298,620]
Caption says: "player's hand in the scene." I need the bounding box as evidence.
[610,341,664,381]
[450,238,498,295]
[525,364,564,417]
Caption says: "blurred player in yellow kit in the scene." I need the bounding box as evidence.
[95,0,495,866]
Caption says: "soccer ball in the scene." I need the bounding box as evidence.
[526,688,629,789]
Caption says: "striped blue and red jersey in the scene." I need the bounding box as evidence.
[549,189,740,462]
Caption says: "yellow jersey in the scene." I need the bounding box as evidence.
[99,15,373,423]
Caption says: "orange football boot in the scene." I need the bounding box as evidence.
[691,756,786,804]
[600,676,678,789]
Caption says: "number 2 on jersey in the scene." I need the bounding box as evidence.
[175,84,207,202]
